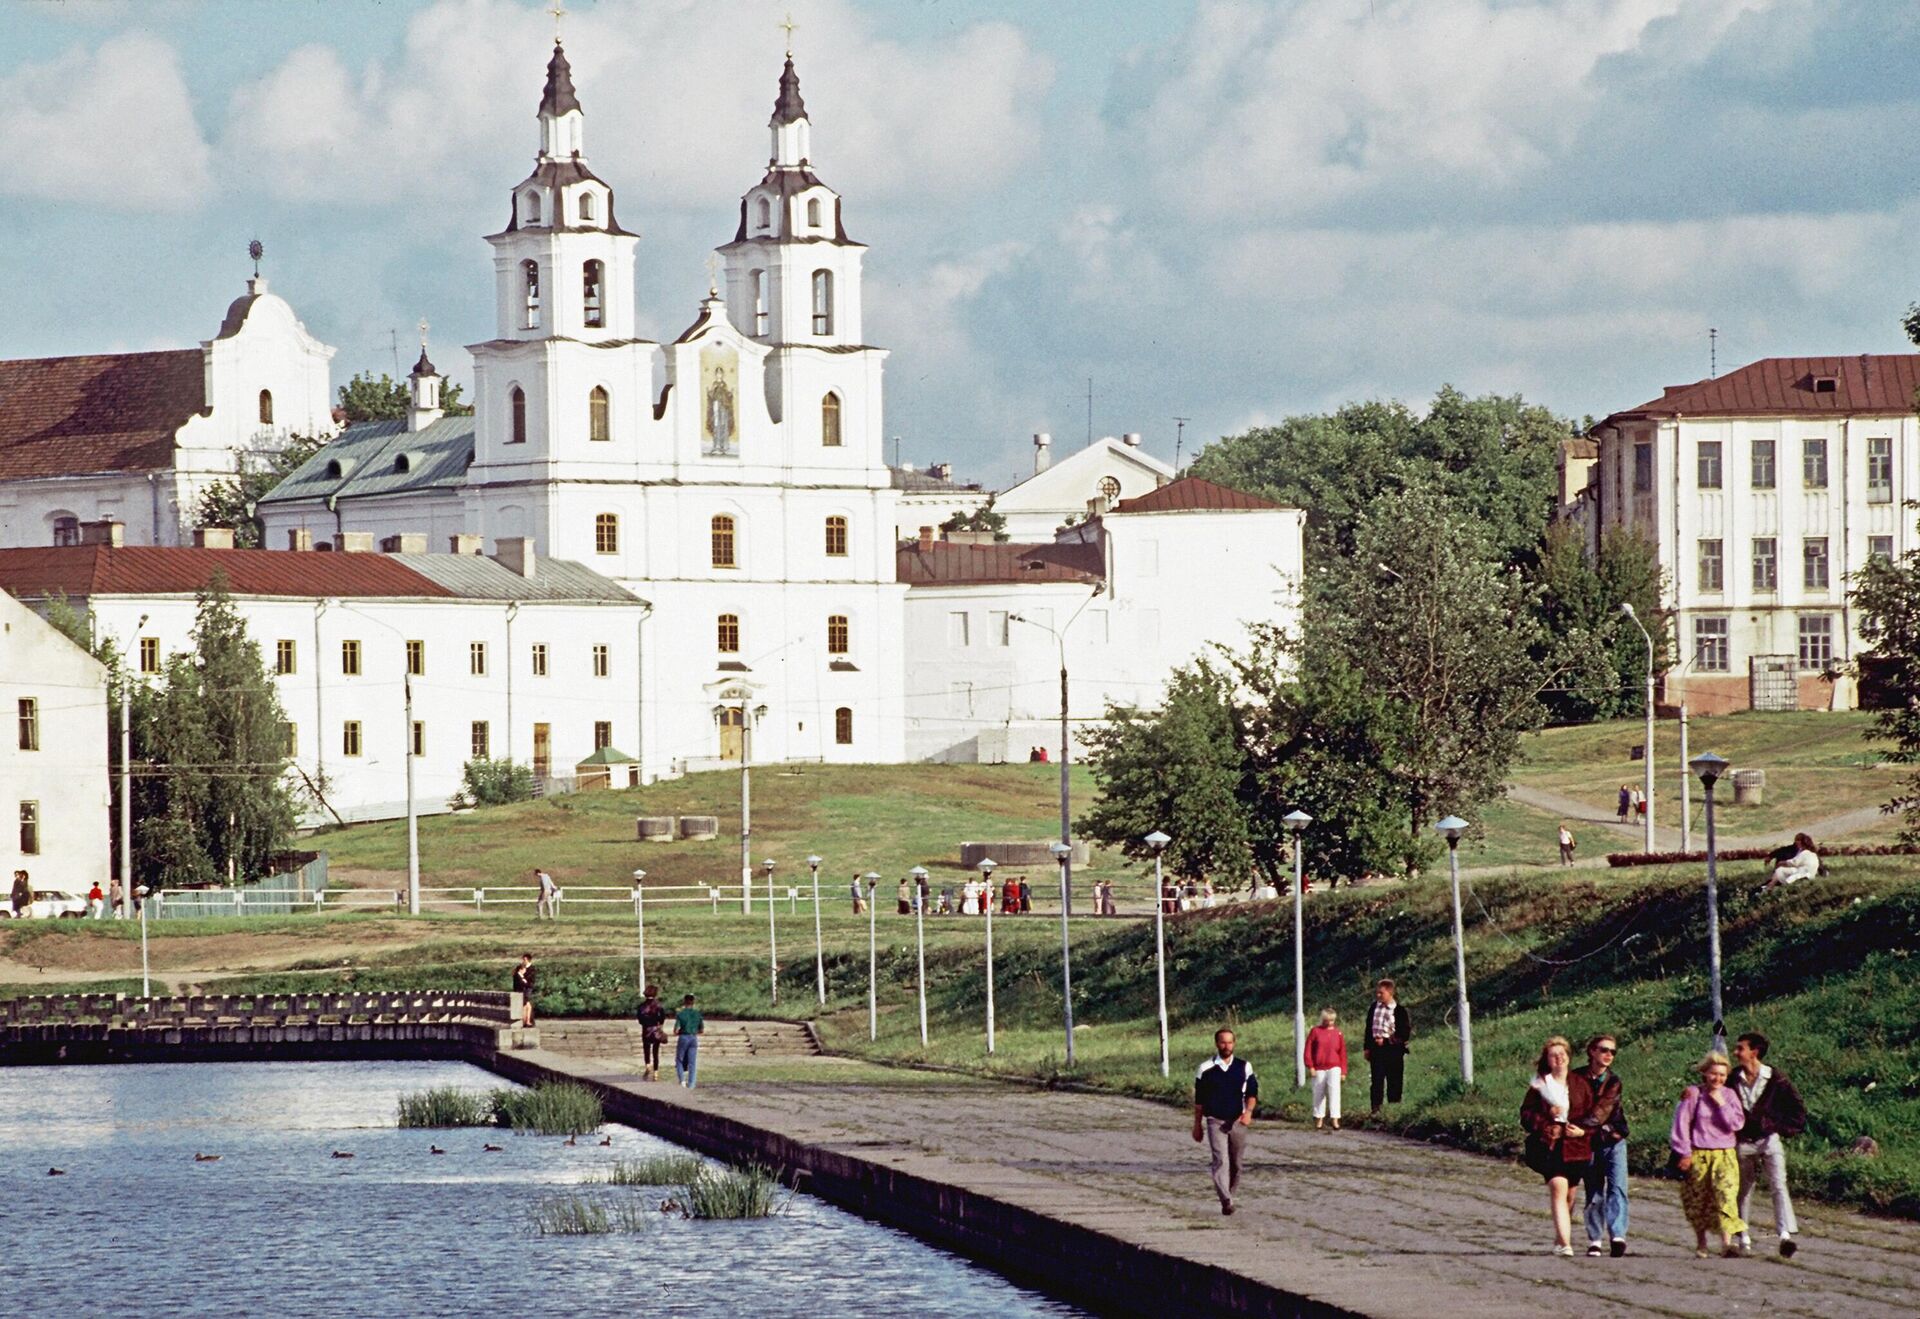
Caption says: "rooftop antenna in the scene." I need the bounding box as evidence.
[389,329,401,380]
[780,11,798,56]
[892,435,901,468]
[1085,378,1093,447]
[1709,327,1718,378]
[247,238,264,278]
[1173,417,1190,472]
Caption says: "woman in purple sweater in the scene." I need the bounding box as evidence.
[1671,1052,1748,1257]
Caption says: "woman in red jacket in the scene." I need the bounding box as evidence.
[1305,1008,1349,1130]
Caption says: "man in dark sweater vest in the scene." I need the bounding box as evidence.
[1192,1028,1259,1215]
[1732,1031,1807,1257]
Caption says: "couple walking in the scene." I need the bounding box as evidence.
[636,986,705,1087]
[1519,1034,1631,1258]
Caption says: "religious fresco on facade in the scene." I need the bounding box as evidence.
[701,345,739,456]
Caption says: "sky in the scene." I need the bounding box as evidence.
[6,0,1919,490]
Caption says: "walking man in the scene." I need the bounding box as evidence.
[10,870,30,919]
[850,874,866,915]
[1732,1031,1806,1257]
[674,993,705,1088]
[533,867,559,919]
[1576,1033,1630,1257]
[1191,1028,1259,1215]
[1364,978,1412,1115]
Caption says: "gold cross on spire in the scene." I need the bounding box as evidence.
[418,317,430,348]
[705,253,722,296]
[780,12,798,56]
[548,1,567,41]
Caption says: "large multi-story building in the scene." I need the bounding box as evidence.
[1589,354,1920,712]
[1,587,110,893]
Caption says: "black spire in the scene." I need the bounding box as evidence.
[410,347,437,379]
[540,43,581,117]
[772,56,807,124]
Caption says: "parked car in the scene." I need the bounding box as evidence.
[0,889,88,919]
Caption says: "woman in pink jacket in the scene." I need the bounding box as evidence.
[1304,1008,1349,1130]
[1671,1051,1748,1257]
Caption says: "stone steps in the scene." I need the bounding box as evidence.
[539,1018,820,1061]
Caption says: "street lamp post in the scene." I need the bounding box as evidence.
[863,871,880,1041]
[978,857,998,1054]
[1432,816,1476,1087]
[909,865,930,1047]
[807,854,826,1006]
[1620,603,1656,851]
[1145,831,1171,1077]
[403,672,419,915]
[1012,584,1103,917]
[1690,751,1730,1054]
[630,869,647,998]
[136,885,151,997]
[763,858,778,1006]
[1050,840,1076,1066]
[1282,810,1313,1088]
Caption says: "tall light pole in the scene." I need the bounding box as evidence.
[403,670,419,915]
[738,703,757,912]
[863,871,880,1041]
[807,854,826,1006]
[136,885,151,998]
[910,865,929,1047]
[1432,816,1475,1087]
[1282,810,1313,1088]
[1013,582,1103,917]
[1690,752,1729,1054]
[1050,840,1076,1066]
[978,857,998,1054]
[763,857,778,1006]
[1620,603,1656,851]
[630,869,647,998]
[1145,831,1171,1078]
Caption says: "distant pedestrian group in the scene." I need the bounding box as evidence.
[1616,785,1645,824]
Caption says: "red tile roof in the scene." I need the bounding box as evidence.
[1113,475,1281,514]
[897,539,1104,587]
[0,546,454,600]
[1609,354,1920,423]
[0,349,205,481]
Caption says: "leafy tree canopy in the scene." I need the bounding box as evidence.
[1531,524,1671,723]
[338,370,470,423]
[939,503,1009,541]
[194,432,327,548]
[1853,517,1920,842]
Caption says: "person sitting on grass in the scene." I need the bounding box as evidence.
[1762,834,1819,890]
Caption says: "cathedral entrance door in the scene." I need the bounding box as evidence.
[532,723,551,778]
[718,707,744,761]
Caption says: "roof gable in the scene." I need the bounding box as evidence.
[992,439,1174,510]
[1610,354,1920,423]
[0,349,204,481]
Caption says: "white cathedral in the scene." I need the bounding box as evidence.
[0,41,1304,819]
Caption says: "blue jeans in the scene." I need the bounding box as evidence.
[675,1035,699,1088]
[1584,1140,1629,1244]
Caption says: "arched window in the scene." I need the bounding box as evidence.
[594,513,618,554]
[834,707,853,745]
[1098,476,1121,502]
[827,614,850,655]
[806,197,821,228]
[522,190,541,225]
[582,259,604,328]
[749,269,767,336]
[522,260,541,329]
[509,387,527,444]
[258,389,274,424]
[755,197,771,231]
[824,515,848,557]
[821,392,842,447]
[717,613,740,653]
[51,515,79,547]
[711,514,736,568]
[589,385,610,441]
[579,191,596,223]
[811,269,834,336]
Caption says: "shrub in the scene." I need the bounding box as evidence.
[490,1081,603,1135]
[449,758,536,810]
[683,1162,789,1219]
[527,1193,650,1236]
[1606,843,1920,868]
[396,1085,495,1128]
[603,1153,705,1186]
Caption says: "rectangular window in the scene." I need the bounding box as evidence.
[18,802,38,856]
[471,721,490,760]
[595,513,619,554]
[827,615,849,655]
[711,518,736,569]
[1697,539,1723,592]
[717,614,740,653]
[947,611,970,646]
[1632,442,1653,494]
[17,698,38,751]
[594,720,613,751]
[1751,537,1778,591]
[531,643,548,677]
[139,636,159,674]
[989,611,1010,647]
[275,639,297,675]
[411,721,425,758]
[1870,535,1895,562]
[1693,617,1729,673]
[341,639,361,676]
[469,642,487,676]
[1696,441,1723,489]
[280,721,297,757]
[1868,436,1893,503]
[824,516,848,557]
[834,706,853,745]
[342,721,363,757]
[1798,615,1834,670]
[1803,537,1830,590]
[406,639,425,676]
[1803,437,1828,488]
[1750,439,1776,490]
[592,643,610,678]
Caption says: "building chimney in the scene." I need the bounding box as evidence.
[1033,432,1052,474]
[79,519,125,547]
[381,533,428,554]
[1087,496,1107,517]
[287,528,314,552]
[917,526,934,551]
[929,462,952,480]
[1122,432,1143,447]
[449,533,483,555]
[337,532,375,553]
[494,536,537,578]
[193,527,235,550]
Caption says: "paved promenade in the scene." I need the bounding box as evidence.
[528,1028,1917,1319]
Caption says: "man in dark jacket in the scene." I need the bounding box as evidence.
[1191,1028,1259,1215]
[1732,1031,1807,1257]
[1363,978,1412,1114]
[1574,1033,1630,1256]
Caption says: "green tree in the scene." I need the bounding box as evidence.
[337,370,469,422]
[939,503,1009,542]
[194,432,327,547]
[1852,528,1920,841]
[1532,524,1670,723]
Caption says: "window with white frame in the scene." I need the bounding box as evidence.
[471,721,491,759]
[1868,436,1893,502]
[1693,617,1729,673]
[717,614,740,653]
[589,386,610,441]
[811,269,834,335]
[1870,535,1895,562]
[18,802,38,855]
[342,721,363,757]
[1797,614,1834,669]
[1803,437,1828,488]
[1752,537,1778,591]
[1803,537,1830,590]
[1696,441,1722,489]
[595,513,618,554]
[1697,539,1724,591]
[17,698,38,751]
[824,516,848,557]
[139,637,160,674]
[826,615,849,655]
[1750,439,1776,490]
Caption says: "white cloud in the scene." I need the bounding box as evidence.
[0,32,211,209]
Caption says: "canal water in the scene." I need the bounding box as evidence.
[1,1061,1084,1318]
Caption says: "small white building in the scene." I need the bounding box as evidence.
[0,541,650,826]
[898,476,1305,762]
[0,275,336,550]
[1589,353,1920,712]
[1,587,111,895]
[989,433,1175,541]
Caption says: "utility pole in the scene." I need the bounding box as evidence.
[740,704,752,913]
[404,671,419,915]
[119,685,132,918]
[1085,378,1093,446]
[1173,417,1190,473]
